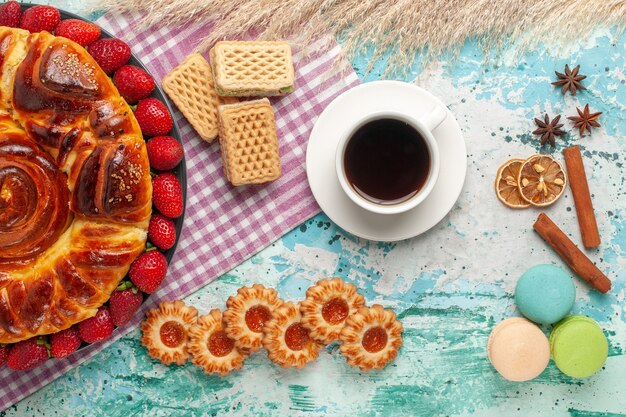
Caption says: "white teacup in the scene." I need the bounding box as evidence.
[335,106,446,215]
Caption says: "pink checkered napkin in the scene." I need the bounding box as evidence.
[0,12,360,412]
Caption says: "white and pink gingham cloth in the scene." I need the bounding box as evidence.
[0,12,359,411]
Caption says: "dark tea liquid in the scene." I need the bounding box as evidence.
[343,118,430,205]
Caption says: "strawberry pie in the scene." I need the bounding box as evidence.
[0,26,152,346]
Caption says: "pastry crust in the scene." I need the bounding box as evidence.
[0,28,151,344]
[300,278,365,344]
[262,302,320,368]
[140,300,198,366]
[339,304,403,371]
[188,309,248,376]
[223,284,284,352]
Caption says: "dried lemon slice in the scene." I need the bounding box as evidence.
[495,159,531,208]
[518,155,567,206]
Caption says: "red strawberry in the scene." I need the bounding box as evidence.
[148,214,177,250]
[78,307,114,344]
[87,38,131,75]
[0,1,22,28]
[0,344,10,367]
[113,65,155,104]
[7,338,49,371]
[146,136,183,171]
[20,5,60,33]
[55,19,101,46]
[129,250,168,294]
[152,173,183,218]
[50,327,82,359]
[109,281,143,327]
[135,98,173,137]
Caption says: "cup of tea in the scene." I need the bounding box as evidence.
[335,106,446,215]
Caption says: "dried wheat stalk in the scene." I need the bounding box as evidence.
[95,0,626,73]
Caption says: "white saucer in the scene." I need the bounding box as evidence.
[306,80,467,242]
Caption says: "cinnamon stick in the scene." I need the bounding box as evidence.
[533,213,611,293]
[563,145,600,248]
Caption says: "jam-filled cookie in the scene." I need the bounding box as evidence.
[339,304,403,371]
[300,278,365,344]
[188,309,248,375]
[223,284,284,352]
[141,300,199,366]
[262,302,320,368]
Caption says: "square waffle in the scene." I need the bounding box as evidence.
[217,98,281,185]
[210,41,295,97]
[162,53,236,142]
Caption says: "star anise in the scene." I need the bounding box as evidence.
[567,104,602,136]
[552,64,587,95]
[533,114,565,147]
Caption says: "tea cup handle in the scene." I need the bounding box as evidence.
[419,104,447,132]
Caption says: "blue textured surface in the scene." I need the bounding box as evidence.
[515,264,576,325]
[3,1,626,416]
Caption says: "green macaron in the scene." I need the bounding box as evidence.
[550,315,608,378]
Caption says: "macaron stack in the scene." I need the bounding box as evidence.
[487,264,608,381]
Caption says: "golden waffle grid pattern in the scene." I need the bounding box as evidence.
[212,41,294,95]
[162,53,235,142]
[218,98,281,185]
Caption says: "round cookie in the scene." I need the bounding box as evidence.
[550,316,608,378]
[515,264,575,325]
[487,317,550,381]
